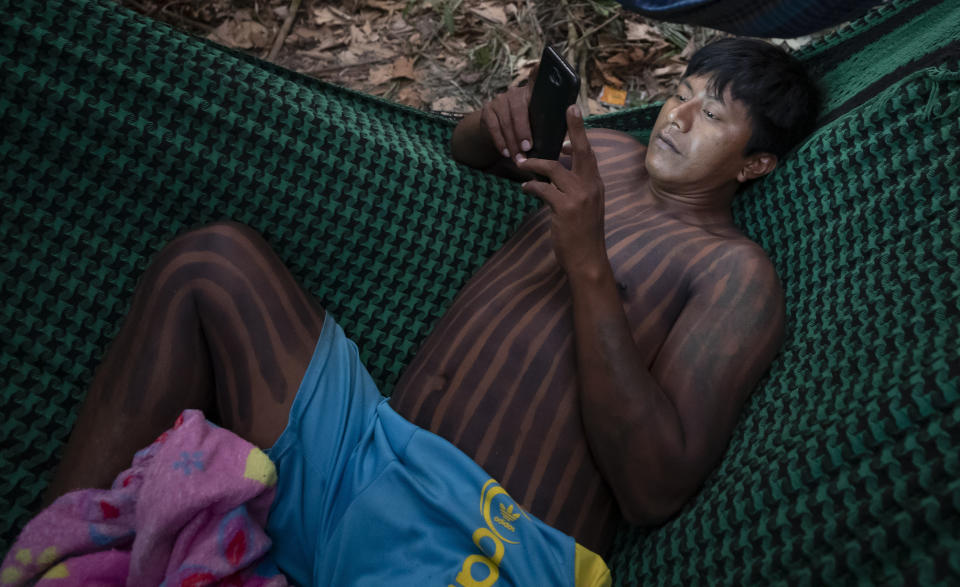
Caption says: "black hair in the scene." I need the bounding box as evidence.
[684,38,821,160]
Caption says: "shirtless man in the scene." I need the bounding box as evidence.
[392,37,819,554]
[43,38,818,578]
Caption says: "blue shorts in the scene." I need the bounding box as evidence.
[264,316,609,586]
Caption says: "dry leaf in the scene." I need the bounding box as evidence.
[313,6,350,26]
[431,96,462,112]
[593,58,624,87]
[364,0,403,12]
[369,63,394,85]
[460,70,484,84]
[444,55,467,70]
[509,57,538,85]
[389,14,413,33]
[391,56,416,80]
[600,70,624,87]
[349,24,369,44]
[298,31,349,54]
[396,85,424,108]
[291,26,325,42]
[629,46,651,62]
[339,48,363,66]
[469,4,508,25]
[372,44,398,61]
[515,56,539,69]
[208,18,270,49]
[606,52,632,66]
[625,21,662,43]
[653,63,685,77]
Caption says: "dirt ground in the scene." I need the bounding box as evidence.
[113,0,813,116]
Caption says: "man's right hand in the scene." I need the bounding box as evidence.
[479,84,533,163]
[450,74,537,172]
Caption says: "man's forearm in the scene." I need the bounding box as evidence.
[567,263,692,524]
[451,110,500,169]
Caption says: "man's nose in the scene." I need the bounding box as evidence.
[668,99,696,132]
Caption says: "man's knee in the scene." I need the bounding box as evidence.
[165,221,269,262]
[140,221,277,300]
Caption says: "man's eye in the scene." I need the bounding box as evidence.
[704,109,716,119]
[675,94,688,102]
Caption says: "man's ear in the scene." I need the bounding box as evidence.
[737,153,777,183]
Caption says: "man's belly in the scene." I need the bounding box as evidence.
[390,212,621,556]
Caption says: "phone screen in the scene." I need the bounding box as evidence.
[527,47,580,160]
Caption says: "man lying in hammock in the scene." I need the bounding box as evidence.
[41,38,818,584]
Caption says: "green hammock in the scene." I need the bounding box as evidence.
[2,0,958,582]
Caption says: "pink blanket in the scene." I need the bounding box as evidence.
[1,410,287,586]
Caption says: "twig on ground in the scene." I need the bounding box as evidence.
[308,54,416,75]
[117,0,739,115]
[422,54,483,110]
[266,0,302,62]
[575,12,620,45]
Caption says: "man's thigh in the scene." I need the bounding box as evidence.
[45,221,325,501]
[169,221,327,448]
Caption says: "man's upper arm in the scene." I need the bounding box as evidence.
[649,244,785,488]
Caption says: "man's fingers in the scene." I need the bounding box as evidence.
[497,105,521,159]
[481,107,510,158]
[509,89,533,153]
[520,177,562,210]
[517,157,567,186]
[480,86,535,160]
[565,105,597,175]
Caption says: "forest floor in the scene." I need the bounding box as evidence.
[113,0,817,116]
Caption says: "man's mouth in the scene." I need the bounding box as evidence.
[656,132,681,155]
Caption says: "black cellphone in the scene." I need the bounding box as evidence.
[527,46,581,160]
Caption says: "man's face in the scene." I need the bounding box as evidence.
[646,74,767,193]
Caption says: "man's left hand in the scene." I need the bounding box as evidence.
[517,105,608,280]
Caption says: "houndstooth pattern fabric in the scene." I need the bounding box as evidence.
[2,0,958,583]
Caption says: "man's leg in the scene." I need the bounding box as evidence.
[44,221,325,503]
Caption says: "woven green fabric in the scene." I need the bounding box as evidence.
[2,0,958,583]
[1,0,531,549]
[605,1,960,583]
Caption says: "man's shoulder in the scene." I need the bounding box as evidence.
[721,237,774,264]
[694,237,783,297]
[586,128,649,184]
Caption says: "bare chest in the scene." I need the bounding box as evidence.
[387,195,724,546]
[502,202,716,362]
[388,129,746,550]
